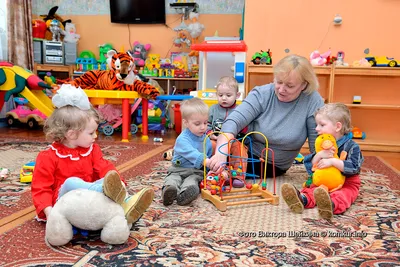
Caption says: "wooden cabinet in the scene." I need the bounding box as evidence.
[34,63,74,80]
[246,65,400,152]
[151,77,198,95]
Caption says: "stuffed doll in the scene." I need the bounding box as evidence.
[310,50,331,66]
[304,134,346,192]
[63,23,80,43]
[129,41,151,67]
[67,50,160,99]
[46,189,131,246]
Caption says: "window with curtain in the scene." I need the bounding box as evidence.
[0,1,7,61]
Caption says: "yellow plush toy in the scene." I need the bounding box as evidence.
[305,134,347,192]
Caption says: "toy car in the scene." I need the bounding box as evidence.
[6,98,47,129]
[20,161,35,183]
[365,56,400,67]
[349,127,366,140]
[251,49,272,65]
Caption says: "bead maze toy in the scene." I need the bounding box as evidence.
[201,131,279,211]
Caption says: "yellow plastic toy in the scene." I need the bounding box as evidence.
[145,54,161,70]
[308,134,347,192]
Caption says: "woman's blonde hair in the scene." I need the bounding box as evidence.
[315,103,352,134]
[180,97,208,120]
[44,105,101,142]
[274,54,319,94]
[216,76,238,92]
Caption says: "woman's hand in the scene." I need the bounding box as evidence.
[209,153,228,172]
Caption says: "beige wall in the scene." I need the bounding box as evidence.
[34,14,242,58]
[244,0,400,63]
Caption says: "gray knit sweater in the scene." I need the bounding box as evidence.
[221,83,324,170]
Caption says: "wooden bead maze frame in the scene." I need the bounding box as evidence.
[201,131,279,211]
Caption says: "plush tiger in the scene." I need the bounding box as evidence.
[68,50,160,99]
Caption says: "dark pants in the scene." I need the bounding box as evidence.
[245,151,286,179]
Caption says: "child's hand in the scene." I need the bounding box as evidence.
[317,146,336,159]
[205,158,211,168]
[210,134,218,141]
[316,158,334,169]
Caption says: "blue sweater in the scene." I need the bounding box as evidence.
[172,128,213,169]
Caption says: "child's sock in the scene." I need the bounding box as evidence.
[281,183,305,214]
[122,188,154,224]
[103,170,126,204]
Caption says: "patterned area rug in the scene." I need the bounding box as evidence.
[0,138,167,219]
[0,156,399,266]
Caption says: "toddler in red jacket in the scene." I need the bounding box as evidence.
[31,85,153,224]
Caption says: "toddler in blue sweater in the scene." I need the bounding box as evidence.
[162,97,212,206]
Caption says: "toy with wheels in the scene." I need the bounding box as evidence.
[251,49,272,65]
[97,99,142,136]
[20,161,35,183]
[6,98,47,129]
[349,127,366,139]
[365,55,400,67]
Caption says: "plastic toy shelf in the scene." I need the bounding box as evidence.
[83,90,149,142]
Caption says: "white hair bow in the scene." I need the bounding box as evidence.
[52,84,91,110]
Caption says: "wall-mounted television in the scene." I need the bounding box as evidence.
[110,0,166,24]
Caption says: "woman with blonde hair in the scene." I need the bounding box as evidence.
[209,54,324,178]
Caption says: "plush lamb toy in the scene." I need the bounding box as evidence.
[63,23,80,43]
[46,189,131,246]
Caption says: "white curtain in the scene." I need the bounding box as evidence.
[0,0,7,61]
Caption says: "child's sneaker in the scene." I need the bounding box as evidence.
[103,170,126,204]
[313,186,334,220]
[177,184,199,205]
[162,185,177,206]
[281,183,305,214]
[122,188,154,224]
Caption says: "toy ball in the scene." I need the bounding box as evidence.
[211,180,217,185]
[214,176,219,181]
[200,181,204,189]
[252,184,259,189]
[210,185,216,190]
[246,183,253,189]
[215,186,220,191]
[222,186,226,192]
[231,171,237,177]
[261,182,267,188]
[210,189,217,195]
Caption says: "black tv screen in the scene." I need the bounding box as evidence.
[110,0,166,24]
